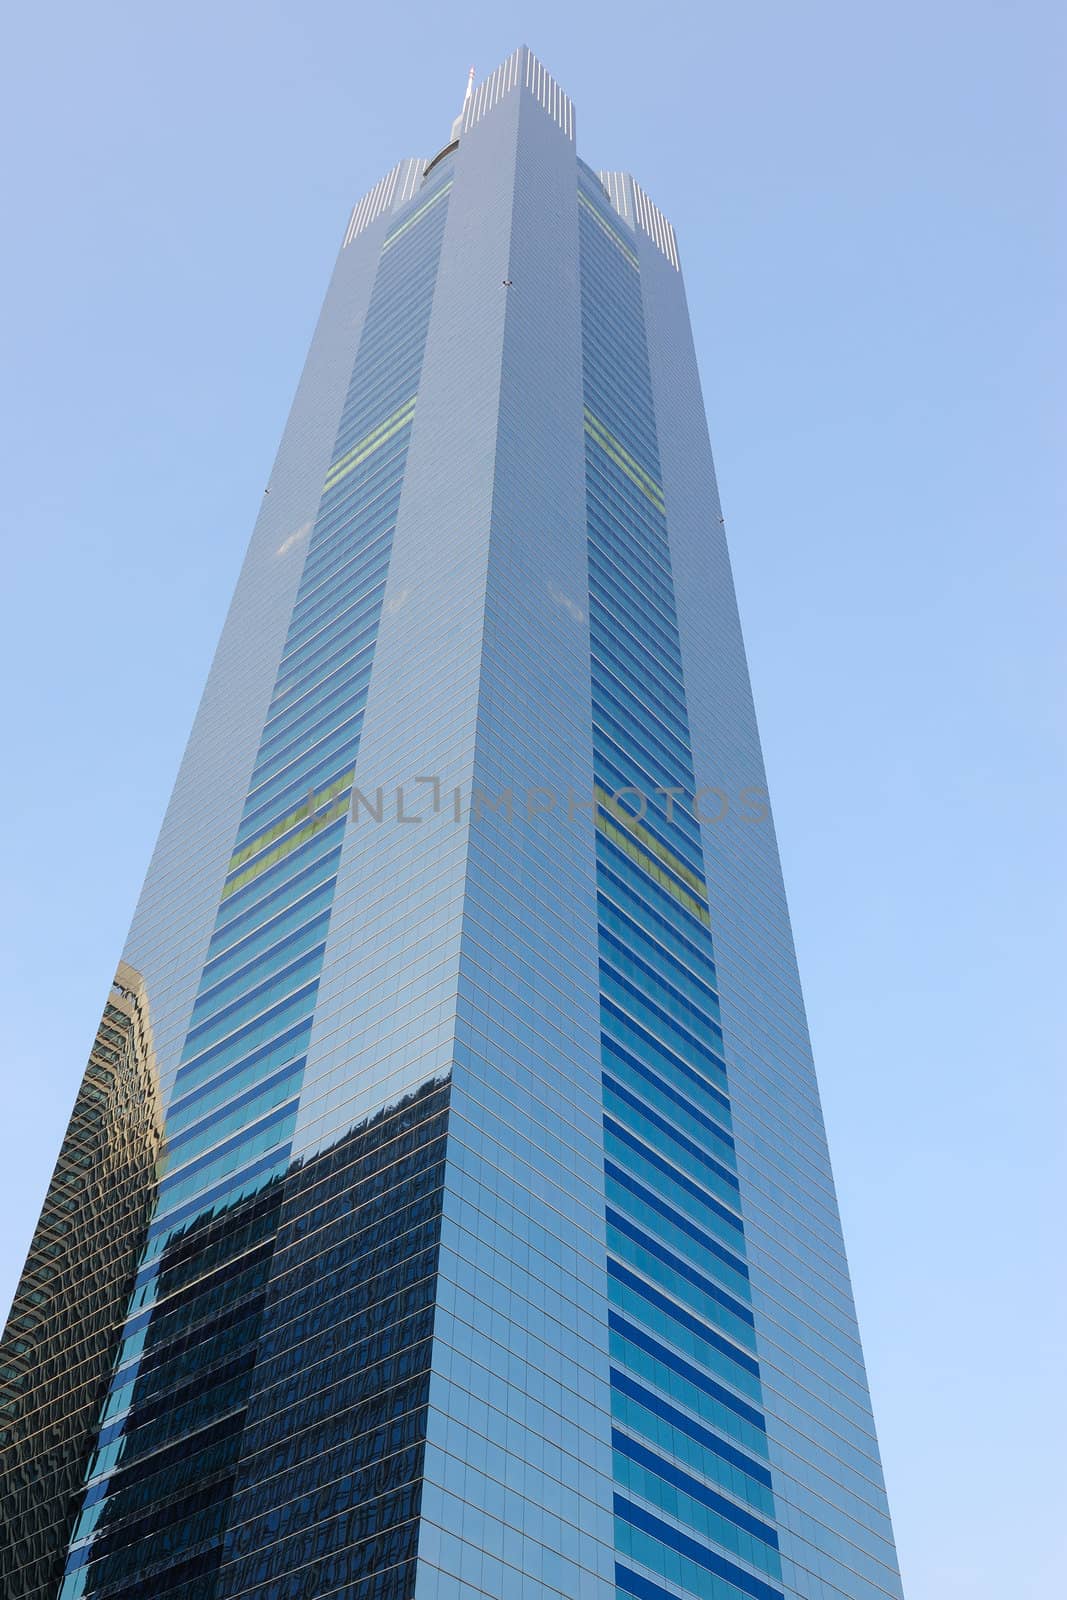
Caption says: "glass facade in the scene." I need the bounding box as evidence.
[1,47,903,1600]
[578,162,785,1600]
[0,966,162,1600]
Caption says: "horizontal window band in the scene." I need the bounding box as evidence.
[596,814,709,926]
[579,188,640,267]
[585,400,659,480]
[288,509,395,609]
[613,1429,780,1549]
[293,519,396,614]
[167,1053,308,1143]
[601,932,721,1035]
[607,1210,753,1328]
[282,526,393,633]
[603,1063,734,1181]
[155,1099,299,1205]
[585,426,665,513]
[604,1130,742,1252]
[593,749,701,872]
[592,656,692,754]
[248,706,366,798]
[588,577,683,681]
[381,179,453,251]
[606,1189,750,1314]
[325,392,414,476]
[593,687,697,801]
[605,1102,739,1228]
[267,599,385,713]
[595,852,717,972]
[229,770,353,873]
[223,785,352,898]
[602,960,723,1058]
[593,747,703,867]
[190,911,330,1029]
[182,946,324,1059]
[240,722,364,822]
[603,1005,728,1120]
[176,981,320,1093]
[583,404,662,489]
[165,1064,305,1167]
[609,1340,767,1467]
[604,1166,747,1282]
[603,1026,731,1131]
[605,1077,738,1192]
[616,1565,777,1600]
[210,839,342,956]
[236,754,360,854]
[259,646,375,752]
[588,520,679,621]
[615,1498,784,1600]
[609,1314,765,1433]
[595,785,706,896]
[322,397,416,494]
[201,881,335,990]
[611,1370,772,1491]
[612,1470,781,1583]
[260,643,374,748]
[598,889,718,996]
[602,987,727,1092]
[261,633,379,746]
[321,415,412,504]
[608,1264,759,1379]
[589,582,685,685]
[608,1238,756,1358]
[141,1151,290,1268]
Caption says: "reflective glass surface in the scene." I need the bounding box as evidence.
[0,967,162,1600]
[578,163,787,1600]
[52,162,453,1600]
[5,50,902,1600]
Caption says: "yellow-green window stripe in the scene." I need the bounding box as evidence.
[594,786,708,900]
[221,789,352,901]
[584,408,666,511]
[596,811,710,927]
[227,771,356,878]
[324,397,417,493]
[381,180,453,252]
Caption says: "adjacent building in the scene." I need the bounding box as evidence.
[1,47,904,1600]
[1,964,162,1599]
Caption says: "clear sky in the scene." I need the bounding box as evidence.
[1,3,1062,1594]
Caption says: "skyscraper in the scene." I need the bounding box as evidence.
[2,45,904,1600]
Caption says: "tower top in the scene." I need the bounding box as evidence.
[449,65,475,142]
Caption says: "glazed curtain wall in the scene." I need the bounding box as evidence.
[56,164,453,1600]
[578,164,786,1600]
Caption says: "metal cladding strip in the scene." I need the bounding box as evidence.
[633,179,680,269]
[525,45,575,139]
[342,156,424,248]
[463,45,575,140]
[463,47,520,130]
[598,170,680,270]
[598,169,634,227]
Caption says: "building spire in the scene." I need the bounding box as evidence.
[450,66,475,142]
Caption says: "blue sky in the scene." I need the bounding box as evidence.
[0,3,1063,1594]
